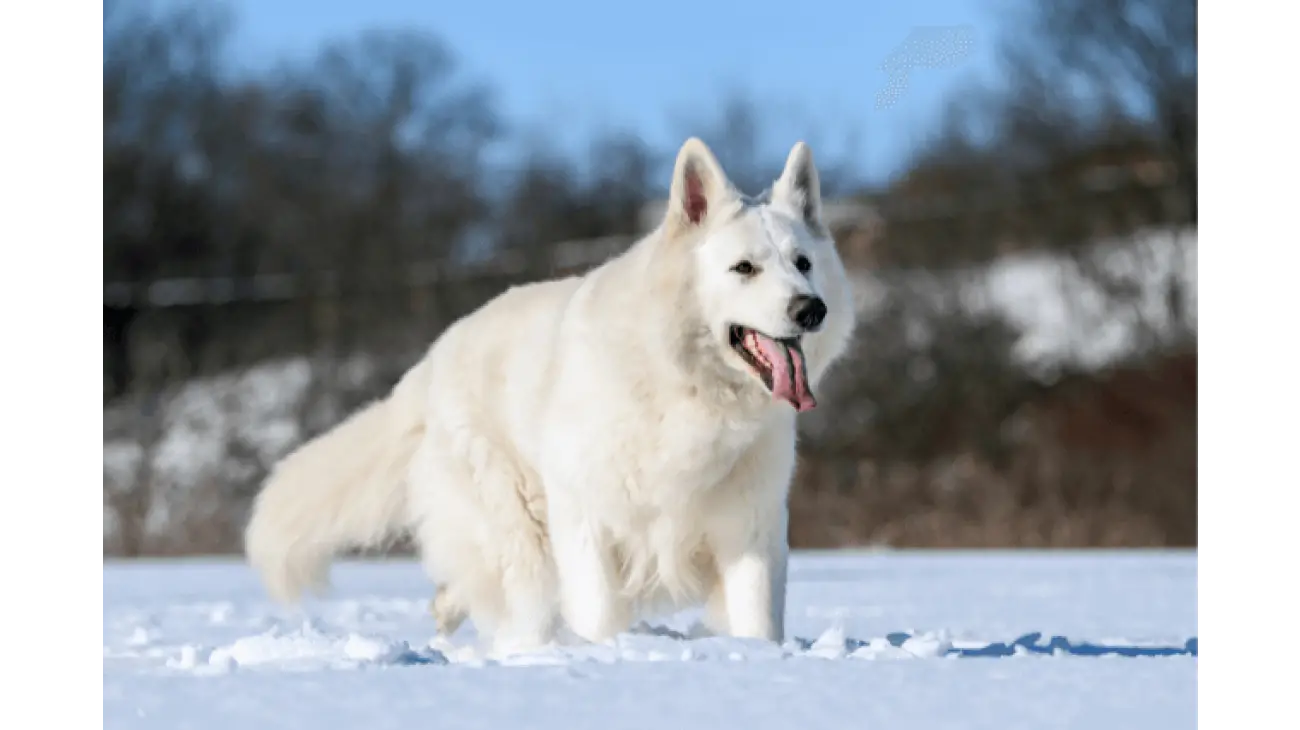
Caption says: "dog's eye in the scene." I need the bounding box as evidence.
[794,255,812,273]
[731,261,757,276]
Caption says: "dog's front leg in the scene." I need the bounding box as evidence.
[705,423,795,644]
[710,514,788,643]
[549,501,628,643]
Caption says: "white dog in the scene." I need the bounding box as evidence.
[244,138,857,655]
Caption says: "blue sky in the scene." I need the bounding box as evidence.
[225,0,1010,185]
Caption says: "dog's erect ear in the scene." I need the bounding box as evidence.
[666,138,734,233]
[773,141,823,227]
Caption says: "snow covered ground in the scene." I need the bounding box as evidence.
[849,226,1197,374]
[104,550,1197,729]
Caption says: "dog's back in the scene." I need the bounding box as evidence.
[427,274,586,457]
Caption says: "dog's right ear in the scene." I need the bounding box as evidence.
[665,138,734,235]
[773,141,823,229]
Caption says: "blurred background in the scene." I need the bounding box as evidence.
[102,0,1196,557]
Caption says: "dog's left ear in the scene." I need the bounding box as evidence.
[665,138,736,236]
[773,141,823,227]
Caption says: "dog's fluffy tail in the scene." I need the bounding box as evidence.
[244,357,432,603]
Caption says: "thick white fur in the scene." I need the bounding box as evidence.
[244,138,857,655]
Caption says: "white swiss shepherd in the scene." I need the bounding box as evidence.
[244,138,857,655]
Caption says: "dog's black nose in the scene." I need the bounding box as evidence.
[788,295,827,332]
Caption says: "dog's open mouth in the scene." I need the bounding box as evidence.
[728,325,817,412]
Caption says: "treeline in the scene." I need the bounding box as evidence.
[105,0,869,289]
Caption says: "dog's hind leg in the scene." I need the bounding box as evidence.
[407,426,558,654]
[701,566,730,637]
[408,432,507,642]
[474,458,558,656]
[429,584,467,638]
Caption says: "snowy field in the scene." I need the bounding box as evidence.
[104,550,1197,729]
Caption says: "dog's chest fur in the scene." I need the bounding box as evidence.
[591,395,790,609]
[595,386,782,524]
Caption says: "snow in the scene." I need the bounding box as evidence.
[104,551,1197,729]
[103,354,380,546]
[851,226,1197,375]
[980,227,1196,372]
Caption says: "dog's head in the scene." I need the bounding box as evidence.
[657,138,856,412]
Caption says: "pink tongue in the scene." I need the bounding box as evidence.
[751,334,817,412]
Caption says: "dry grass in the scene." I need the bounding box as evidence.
[789,353,1196,549]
